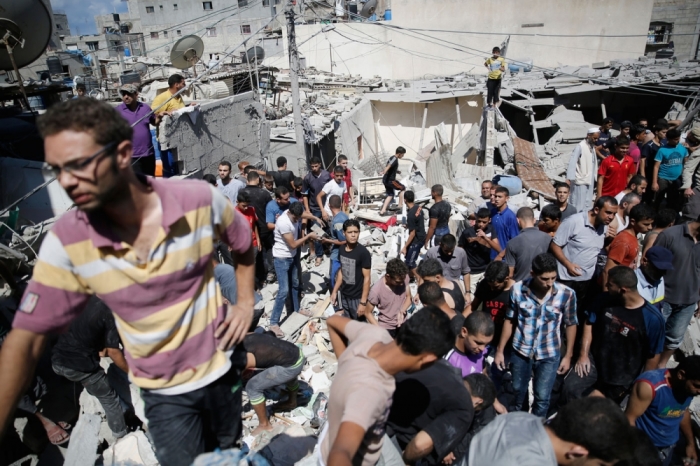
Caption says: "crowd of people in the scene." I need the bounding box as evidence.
[2,92,700,466]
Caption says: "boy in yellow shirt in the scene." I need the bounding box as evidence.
[484,47,506,108]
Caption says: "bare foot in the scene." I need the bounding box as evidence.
[37,414,71,445]
[251,423,274,436]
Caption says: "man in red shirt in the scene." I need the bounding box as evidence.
[597,137,636,198]
[338,155,354,210]
[236,191,261,254]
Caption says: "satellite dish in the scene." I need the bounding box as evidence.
[170,34,204,70]
[123,22,133,31]
[0,0,52,70]
[243,46,265,65]
[360,0,377,18]
[133,62,148,77]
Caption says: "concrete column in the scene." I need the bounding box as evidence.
[418,103,429,151]
[455,97,463,141]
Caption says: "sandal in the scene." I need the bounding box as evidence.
[46,421,71,446]
[269,325,285,338]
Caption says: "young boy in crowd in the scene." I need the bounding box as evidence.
[365,259,412,337]
[263,174,275,197]
[243,332,305,435]
[466,261,513,350]
[237,190,262,255]
[338,155,354,209]
[291,176,304,201]
[322,195,348,294]
[597,136,636,198]
[652,128,689,209]
[538,204,562,237]
[321,308,454,466]
[318,166,347,222]
[446,311,495,377]
[401,190,426,283]
[458,208,501,292]
[642,208,676,257]
[330,219,371,320]
[379,147,407,216]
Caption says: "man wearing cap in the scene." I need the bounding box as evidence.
[635,246,673,311]
[566,128,600,213]
[681,128,700,221]
[115,84,159,176]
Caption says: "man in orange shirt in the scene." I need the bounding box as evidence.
[597,137,636,198]
[600,203,655,290]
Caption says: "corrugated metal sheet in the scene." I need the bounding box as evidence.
[513,137,556,201]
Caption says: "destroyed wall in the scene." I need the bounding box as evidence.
[279,0,654,80]
[333,98,379,166]
[647,0,700,61]
[160,91,271,175]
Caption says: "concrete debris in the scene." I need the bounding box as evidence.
[63,413,101,466]
[102,431,159,466]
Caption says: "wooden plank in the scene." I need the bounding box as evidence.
[315,333,338,364]
[311,296,331,318]
[513,137,556,201]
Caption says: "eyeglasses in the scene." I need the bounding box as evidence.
[42,142,118,178]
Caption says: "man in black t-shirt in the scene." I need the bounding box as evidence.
[387,359,474,465]
[379,146,407,216]
[401,190,426,282]
[270,156,295,191]
[425,184,452,248]
[243,171,274,284]
[458,208,501,292]
[243,332,305,435]
[466,261,514,351]
[51,297,129,439]
[331,219,372,319]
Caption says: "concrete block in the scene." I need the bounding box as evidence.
[102,431,159,466]
[63,413,101,466]
[280,313,310,337]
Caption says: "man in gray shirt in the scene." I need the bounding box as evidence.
[425,234,471,296]
[654,217,700,368]
[503,207,553,282]
[550,196,617,316]
[469,397,634,466]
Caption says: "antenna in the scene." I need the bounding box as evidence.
[170,34,204,99]
[0,0,52,110]
[360,0,377,18]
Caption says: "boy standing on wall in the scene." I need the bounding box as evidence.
[484,47,506,108]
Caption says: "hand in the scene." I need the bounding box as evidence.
[566,263,583,277]
[467,237,478,243]
[442,452,455,465]
[330,291,338,305]
[494,351,506,371]
[315,217,327,228]
[685,443,698,465]
[322,211,330,222]
[652,182,660,192]
[565,179,571,186]
[307,232,319,241]
[257,243,262,252]
[215,303,253,351]
[476,229,487,238]
[321,237,331,244]
[464,292,472,306]
[574,354,591,377]
[413,294,421,304]
[557,355,572,375]
[357,303,367,317]
[493,399,508,414]
[400,247,407,256]
[686,188,695,198]
[607,225,618,238]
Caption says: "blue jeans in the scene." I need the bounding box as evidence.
[510,351,559,417]
[214,264,261,307]
[661,302,698,350]
[404,241,422,269]
[433,226,450,247]
[271,256,301,326]
[310,208,324,258]
[157,142,178,178]
[329,259,341,291]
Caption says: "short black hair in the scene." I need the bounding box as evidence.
[614,136,630,147]
[439,234,456,250]
[654,122,669,132]
[247,171,260,182]
[310,157,322,165]
[540,204,562,221]
[617,429,663,466]
[602,117,614,125]
[594,195,618,210]
[628,174,646,188]
[608,266,637,289]
[630,124,647,139]
[333,165,345,174]
[396,146,406,154]
[168,73,185,87]
[548,397,634,463]
[417,258,443,278]
[667,128,681,140]
[289,202,304,217]
[276,156,287,167]
[386,258,408,278]
[328,194,342,209]
[404,191,415,203]
[531,253,558,275]
[476,208,491,219]
[654,208,676,228]
[244,165,255,174]
[274,186,290,199]
[463,373,496,412]
[292,176,303,187]
[484,261,509,283]
[237,190,251,204]
[553,181,570,191]
[494,186,509,196]
[417,281,445,306]
[202,174,217,186]
[431,184,444,196]
[620,120,632,129]
[76,83,86,91]
[338,155,348,162]
[482,180,493,187]
[516,207,534,221]
[464,311,494,337]
[342,218,360,231]
[620,192,640,207]
[219,160,232,170]
[674,354,700,381]
[492,47,500,53]
[629,203,654,223]
[396,306,454,357]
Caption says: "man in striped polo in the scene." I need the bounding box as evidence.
[0,98,255,465]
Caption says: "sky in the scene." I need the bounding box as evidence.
[51,0,129,36]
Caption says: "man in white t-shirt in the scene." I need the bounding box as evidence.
[317,166,347,222]
[269,202,318,337]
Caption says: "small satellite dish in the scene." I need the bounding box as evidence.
[243,46,265,65]
[170,34,204,70]
[360,0,377,18]
[123,22,133,31]
[0,0,52,70]
[133,62,148,77]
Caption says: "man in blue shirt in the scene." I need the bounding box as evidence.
[489,186,519,259]
[652,128,688,209]
[322,195,348,296]
[266,187,324,238]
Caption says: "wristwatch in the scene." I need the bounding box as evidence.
[360,302,368,306]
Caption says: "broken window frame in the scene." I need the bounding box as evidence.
[647,22,673,45]
[86,41,99,51]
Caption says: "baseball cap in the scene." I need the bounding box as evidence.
[119,83,139,95]
[691,127,700,140]
[645,246,674,270]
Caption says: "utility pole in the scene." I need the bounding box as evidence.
[286,3,306,164]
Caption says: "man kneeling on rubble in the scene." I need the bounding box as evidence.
[321,307,453,466]
[242,332,305,435]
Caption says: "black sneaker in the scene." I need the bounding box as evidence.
[266,273,276,283]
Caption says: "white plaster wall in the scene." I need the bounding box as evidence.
[267,0,655,80]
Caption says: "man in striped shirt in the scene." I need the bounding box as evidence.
[494,253,577,417]
[0,99,255,466]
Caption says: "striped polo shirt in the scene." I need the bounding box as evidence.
[13,177,252,395]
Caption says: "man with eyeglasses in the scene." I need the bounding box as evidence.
[115,83,159,177]
[0,98,255,466]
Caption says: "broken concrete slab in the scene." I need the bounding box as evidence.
[63,413,101,466]
[102,431,158,466]
[280,312,310,338]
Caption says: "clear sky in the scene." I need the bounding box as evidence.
[51,0,129,36]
